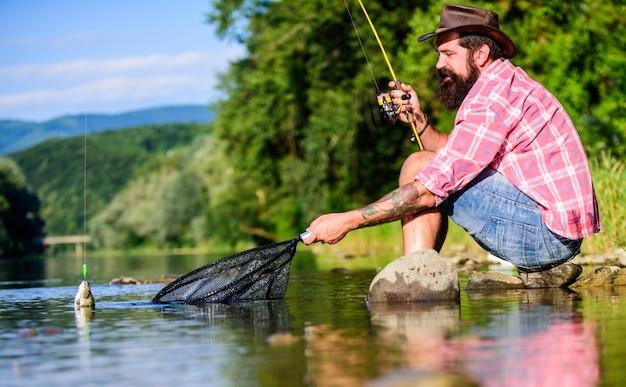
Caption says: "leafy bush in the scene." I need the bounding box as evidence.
[0,157,44,256]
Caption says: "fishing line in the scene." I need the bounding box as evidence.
[82,113,88,280]
[343,0,381,93]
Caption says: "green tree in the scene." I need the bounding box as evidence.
[209,0,423,240]
[91,156,206,249]
[0,157,44,256]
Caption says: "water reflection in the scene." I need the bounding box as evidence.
[368,289,599,386]
[157,300,291,332]
[74,307,94,383]
[369,302,461,373]
[74,306,94,333]
[303,324,375,386]
[0,255,45,283]
[1,257,624,386]
[156,301,307,386]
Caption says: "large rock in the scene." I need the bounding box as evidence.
[466,271,524,290]
[367,249,459,302]
[518,263,582,288]
[570,266,626,288]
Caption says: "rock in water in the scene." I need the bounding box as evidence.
[109,275,142,285]
[466,271,524,290]
[367,249,459,302]
[570,266,626,288]
[74,280,95,308]
[266,332,300,346]
[518,263,582,288]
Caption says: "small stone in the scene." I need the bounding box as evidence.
[570,266,622,288]
[266,332,299,346]
[156,275,177,284]
[518,263,582,288]
[466,271,524,290]
[367,249,459,303]
[109,275,142,285]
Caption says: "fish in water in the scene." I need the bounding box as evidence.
[74,280,95,308]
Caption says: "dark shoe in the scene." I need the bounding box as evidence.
[518,263,582,288]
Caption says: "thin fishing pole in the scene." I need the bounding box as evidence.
[82,114,88,280]
[343,0,380,93]
[356,0,398,81]
[355,0,424,150]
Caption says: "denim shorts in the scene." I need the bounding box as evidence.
[444,168,582,272]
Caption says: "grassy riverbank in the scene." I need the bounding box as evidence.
[583,154,626,254]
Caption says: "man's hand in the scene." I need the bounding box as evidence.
[388,81,425,125]
[302,211,360,245]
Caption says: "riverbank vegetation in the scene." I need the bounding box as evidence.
[0,158,44,256]
[9,123,210,236]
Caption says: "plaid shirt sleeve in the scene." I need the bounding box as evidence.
[417,100,510,206]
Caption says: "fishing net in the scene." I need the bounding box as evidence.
[152,236,304,305]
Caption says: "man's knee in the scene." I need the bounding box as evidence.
[399,151,435,186]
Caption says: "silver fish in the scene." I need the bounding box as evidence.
[74,280,95,308]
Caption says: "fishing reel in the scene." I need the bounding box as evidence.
[377,92,416,142]
[377,94,400,124]
[376,92,412,124]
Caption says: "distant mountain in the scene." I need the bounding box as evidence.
[0,105,213,154]
[9,122,210,235]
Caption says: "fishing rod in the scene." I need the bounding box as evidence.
[344,0,425,150]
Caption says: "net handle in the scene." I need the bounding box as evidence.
[298,231,312,242]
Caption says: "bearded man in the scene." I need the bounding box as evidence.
[303,4,601,285]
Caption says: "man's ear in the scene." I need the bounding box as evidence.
[473,43,491,68]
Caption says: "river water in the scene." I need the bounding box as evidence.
[1,253,625,386]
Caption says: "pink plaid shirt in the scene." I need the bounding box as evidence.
[417,59,600,240]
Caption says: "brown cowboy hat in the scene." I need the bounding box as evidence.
[418,4,516,59]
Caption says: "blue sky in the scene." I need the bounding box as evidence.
[0,0,244,121]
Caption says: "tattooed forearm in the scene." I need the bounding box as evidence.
[362,205,377,217]
[359,181,426,226]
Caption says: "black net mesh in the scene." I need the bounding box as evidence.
[152,237,300,304]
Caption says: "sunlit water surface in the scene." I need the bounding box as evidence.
[1,254,625,386]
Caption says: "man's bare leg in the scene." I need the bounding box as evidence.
[399,151,448,254]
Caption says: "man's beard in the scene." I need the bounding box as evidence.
[437,59,480,110]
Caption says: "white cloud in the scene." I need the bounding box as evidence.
[0,49,241,79]
[0,74,213,106]
[0,48,244,120]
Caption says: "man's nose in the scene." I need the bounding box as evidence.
[435,55,446,70]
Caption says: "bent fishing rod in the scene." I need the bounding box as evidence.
[344,0,425,150]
